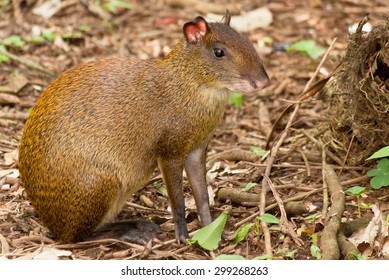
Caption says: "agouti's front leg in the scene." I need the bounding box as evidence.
[184,144,212,226]
[158,157,188,243]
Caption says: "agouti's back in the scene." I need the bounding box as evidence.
[19,11,269,243]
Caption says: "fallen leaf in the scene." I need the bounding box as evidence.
[32,0,62,19]
[3,149,18,166]
[348,204,389,256]
[0,169,19,178]
[17,246,72,260]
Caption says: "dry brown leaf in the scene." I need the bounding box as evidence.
[348,204,389,256]
[17,246,72,260]
[0,233,10,255]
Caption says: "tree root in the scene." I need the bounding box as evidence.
[320,163,345,259]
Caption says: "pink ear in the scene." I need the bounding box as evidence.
[183,16,209,44]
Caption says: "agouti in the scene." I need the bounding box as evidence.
[19,10,269,243]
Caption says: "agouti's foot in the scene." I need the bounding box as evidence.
[90,220,161,244]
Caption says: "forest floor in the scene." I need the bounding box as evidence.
[1,0,389,260]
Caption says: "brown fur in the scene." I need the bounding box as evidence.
[18,13,269,243]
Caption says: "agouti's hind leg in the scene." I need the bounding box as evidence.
[45,172,120,243]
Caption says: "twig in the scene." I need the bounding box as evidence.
[0,47,55,77]
[340,134,355,175]
[263,175,303,246]
[341,175,370,186]
[234,188,323,227]
[321,146,329,220]
[247,161,369,171]
[299,149,311,177]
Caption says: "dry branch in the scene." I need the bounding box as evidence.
[320,163,345,259]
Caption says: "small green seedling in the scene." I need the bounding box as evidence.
[310,234,322,260]
[233,223,253,243]
[228,92,243,108]
[346,186,369,218]
[287,40,325,60]
[188,212,228,250]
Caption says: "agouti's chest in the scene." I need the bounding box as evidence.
[156,87,229,157]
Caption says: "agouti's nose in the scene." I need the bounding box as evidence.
[249,73,270,90]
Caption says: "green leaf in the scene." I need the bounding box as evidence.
[288,40,325,60]
[79,25,91,32]
[104,0,133,13]
[42,32,57,42]
[215,254,246,260]
[261,36,273,44]
[188,212,228,250]
[25,36,45,43]
[284,249,297,259]
[0,53,8,62]
[154,182,168,197]
[228,92,243,108]
[366,146,389,160]
[2,35,25,47]
[253,254,273,260]
[360,202,372,209]
[367,169,381,177]
[310,243,322,259]
[352,252,368,260]
[243,182,257,191]
[304,213,320,222]
[346,186,367,196]
[258,213,280,224]
[234,223,253,243]
[250,146,269,158]
[310,235,322,259]
[0,45,9,63]
[378,158,389,171]
[62,31,84,39]
[367,158,389,189]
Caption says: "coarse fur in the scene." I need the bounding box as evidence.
[18,11,269,243]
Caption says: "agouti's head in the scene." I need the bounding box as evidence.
[182,10,270,92]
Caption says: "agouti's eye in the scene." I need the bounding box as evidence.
[214,48,225,58]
